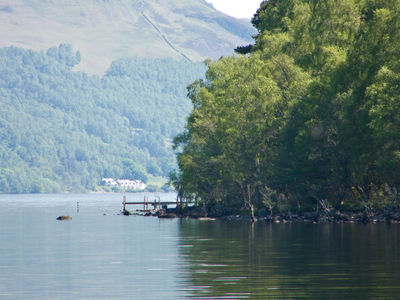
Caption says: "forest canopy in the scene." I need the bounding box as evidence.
[172,0,400,218]
[0,44,205,193]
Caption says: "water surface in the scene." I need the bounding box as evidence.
[0,194,399,299]
[178,220,400,299]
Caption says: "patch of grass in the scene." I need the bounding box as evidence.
[146,175,167,188]
[1,0,255,74]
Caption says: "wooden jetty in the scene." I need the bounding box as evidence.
[122,195,180,213]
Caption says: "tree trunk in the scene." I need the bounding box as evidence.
[246,184,257,223]
[392,186,398,205]
[356,185,372,221]
[249,203,257,223]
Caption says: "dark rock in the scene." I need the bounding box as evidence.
[56,215,72,220]
[122,210,131,216]
[158,213,177,219]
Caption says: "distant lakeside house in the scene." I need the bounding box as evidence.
[101,178,146,190]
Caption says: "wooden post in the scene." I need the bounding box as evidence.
[123,195,126,212]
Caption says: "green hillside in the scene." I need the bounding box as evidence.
[0,45,205,193]
[0,0,255,74]
[0,0,257,193]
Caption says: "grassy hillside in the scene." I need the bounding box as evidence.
[0,0,255,74]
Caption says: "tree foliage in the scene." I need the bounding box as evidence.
[172,0,400,217]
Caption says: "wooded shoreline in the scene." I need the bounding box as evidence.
[170,1,400,221]
[165,206,400,224]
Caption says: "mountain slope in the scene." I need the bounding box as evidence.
[0,0,255,74]
[0,0,258,193]
[0,45,206,193]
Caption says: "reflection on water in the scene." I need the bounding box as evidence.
[177,220,400,299]
[1,194,400,299]
[0,193,182,300]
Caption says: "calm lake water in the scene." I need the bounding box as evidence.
[1,193,400,299]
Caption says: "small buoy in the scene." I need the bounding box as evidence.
[57,216,72,220]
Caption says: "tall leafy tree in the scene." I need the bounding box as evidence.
[173,0,400,217]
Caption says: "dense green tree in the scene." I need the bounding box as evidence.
[172,0,400,217]
[174,50,309,216]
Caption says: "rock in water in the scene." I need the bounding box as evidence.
[56,216,72,220]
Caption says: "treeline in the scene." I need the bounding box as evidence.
[172,0,400,218]
[0,44,205,193]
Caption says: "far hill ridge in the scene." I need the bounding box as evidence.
[0,0,255,74]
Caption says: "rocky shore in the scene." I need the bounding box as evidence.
[171,206,400,224]
[123,205,400,224]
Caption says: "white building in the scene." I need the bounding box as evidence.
[102,178,146,190]
[116,179,146,190]
[101,178,117,186]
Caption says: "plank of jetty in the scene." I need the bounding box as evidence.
[124,201,178,205]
